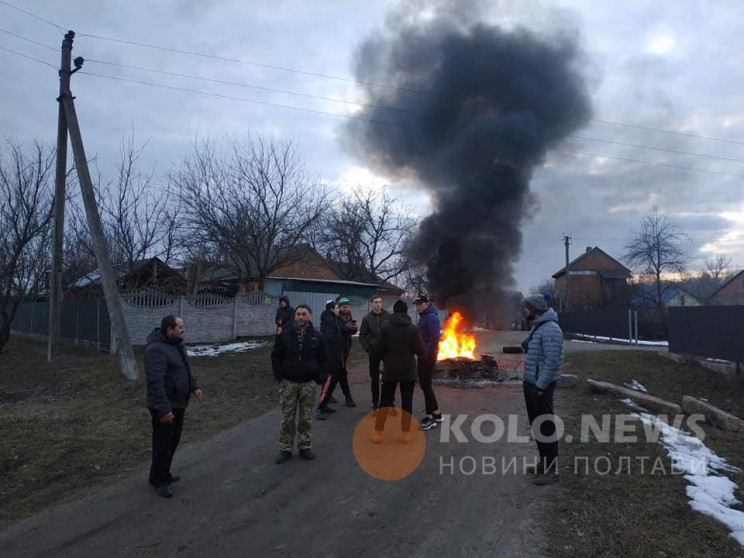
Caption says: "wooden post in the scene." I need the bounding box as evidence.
[62,83,138,380]
[47,31,74,361]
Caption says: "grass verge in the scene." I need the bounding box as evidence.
[0,335,278,524]
[545,350,744,557]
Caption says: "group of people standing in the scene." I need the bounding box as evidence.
[270,294,445,463]
[143,291,563,497]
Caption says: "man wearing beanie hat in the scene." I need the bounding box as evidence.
[371,299,425,444]
[521,293,563,485]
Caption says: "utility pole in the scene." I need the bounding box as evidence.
[48,32,73,362]
[59,34,138,380]
[563,234,571,311]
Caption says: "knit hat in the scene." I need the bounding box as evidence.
[393,300,408,314]
[337,297,351,306]
[325,300,337,311]
[525,293,551,313]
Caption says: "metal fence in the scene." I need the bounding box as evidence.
[12,298,111,350]
[559,307,636,341]
[668,306,744,362]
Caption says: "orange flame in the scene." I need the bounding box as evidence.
[437,311,476,360]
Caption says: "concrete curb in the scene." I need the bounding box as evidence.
[681,396,744,432]
[586,379,682,415]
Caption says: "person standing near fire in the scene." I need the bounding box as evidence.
[413,295,443,430]
[359,295,390,411]
[521,293,563,485]
[371,300,424,444]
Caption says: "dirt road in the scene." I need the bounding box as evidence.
[0,359,553,558]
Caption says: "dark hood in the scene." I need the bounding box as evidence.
[389,313,413,326]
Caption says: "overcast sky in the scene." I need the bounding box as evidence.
[1,0,742,292]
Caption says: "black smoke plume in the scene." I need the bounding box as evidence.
[343,2,592,322]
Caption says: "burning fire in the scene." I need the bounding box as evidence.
[437,311,476,360]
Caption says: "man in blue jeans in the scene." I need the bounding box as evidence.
[414,295,443,431]
[522,293,563,485]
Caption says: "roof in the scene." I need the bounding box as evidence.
[708,269,744,300]
[552,247,631,278]
[271,276,384,288]
[631,287,701,306]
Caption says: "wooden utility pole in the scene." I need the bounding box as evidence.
[48,31,74,362]
[563,234,571,311]
[60,38,138,380]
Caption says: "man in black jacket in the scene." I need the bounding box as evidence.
[371,300,425,443]
[144,315,204,498]
[317,300,356,416]
[359,295,390,410]
[272,304,327,464]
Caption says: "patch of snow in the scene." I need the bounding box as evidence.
[619,398,648,412]
[706,358,731,364]
[700,397,708,402]
[624,380,648,393]
[572,334,668,347]
[187,340,268,357]
[570,339,596,344]
[636,413,744,547]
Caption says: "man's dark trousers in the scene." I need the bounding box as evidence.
[369,351,381,406]
[417,357,439,415]
[149,407,185,486]
[523,381,558,471]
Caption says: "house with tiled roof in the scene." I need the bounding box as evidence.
[552,246,632,308]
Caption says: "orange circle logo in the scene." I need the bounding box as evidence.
[352,407,426,481]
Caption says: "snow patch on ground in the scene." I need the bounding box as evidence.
[187,340,268,357]
[619,398,648,412]
[635,412,744,547]
[624,380,648,393]
[571,334,668,347]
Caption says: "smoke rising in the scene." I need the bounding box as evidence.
[343,2,592,320]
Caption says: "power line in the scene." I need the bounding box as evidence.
[85,58,405,112]
[0,27,59,51]
[552,148,744,179]
[589,118,744,147]
[3,0,743,147]
[569,134,744,164]
[0,0,65,34]
[79,70,403,127]
[76,32,423,94]
[0,45,56,69]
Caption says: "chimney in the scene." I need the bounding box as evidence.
[586,246,592,253]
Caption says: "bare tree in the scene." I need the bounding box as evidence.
[623,207,690,334]
[705,254,731,284]
[67,135,182,290]
[173,134,327,291]
[320,188,416,283]
[0,140,56,353]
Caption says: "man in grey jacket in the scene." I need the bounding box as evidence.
[522,294,563,485]
[145,315,204,498]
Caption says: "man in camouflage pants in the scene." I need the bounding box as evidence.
[271,304,328,464]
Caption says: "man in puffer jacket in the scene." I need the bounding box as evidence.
[522,294,563,485]
[144,315,204,498]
